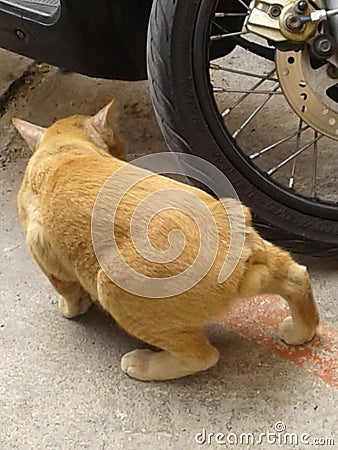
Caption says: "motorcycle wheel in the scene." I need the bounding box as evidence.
[147,0,338,255]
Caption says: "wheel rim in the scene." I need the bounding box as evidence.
[195,0,338,218]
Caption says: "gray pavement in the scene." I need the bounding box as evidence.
[0,50,337,450]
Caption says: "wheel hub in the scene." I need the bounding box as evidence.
[276,46,338,139]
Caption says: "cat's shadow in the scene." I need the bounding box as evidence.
[72,302,301,398]
[73,302,145,350]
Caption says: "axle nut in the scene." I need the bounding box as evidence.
[285,14,303,32]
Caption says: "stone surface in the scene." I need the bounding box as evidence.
[0,50,337,450]
[0,49,32,98]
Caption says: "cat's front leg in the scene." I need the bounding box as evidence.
[25,223,93,318]
[58,293,92,319]
[49,276,92,319]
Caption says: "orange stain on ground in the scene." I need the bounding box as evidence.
[220,295,338,389]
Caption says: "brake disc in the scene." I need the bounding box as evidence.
[276,46,338,139]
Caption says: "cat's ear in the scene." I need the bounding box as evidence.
[90,100,118,134]
[12,118,47,152]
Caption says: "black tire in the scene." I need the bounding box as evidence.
[147,0,338,256]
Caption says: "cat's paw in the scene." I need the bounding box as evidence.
[121,349,156,381]
[58,295,92,319]
[278,316,316,345]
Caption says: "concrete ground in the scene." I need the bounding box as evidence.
[0,49,337,450]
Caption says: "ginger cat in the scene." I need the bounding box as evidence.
[14,101,319,381]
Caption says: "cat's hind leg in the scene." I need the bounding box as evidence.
[275,263,319,345]
[261,248,319,345]
[240,233,319,346]
[97,270,219,381]
[120,329,219,381]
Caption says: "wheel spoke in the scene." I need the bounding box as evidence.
[232,84,280,138]
[215,12,249,17]
[288,118,304,189]
[312,131,318,198]
[210,30,248,40]
[234,0,251,11]
[267,134,323,176]
[213,86,282,95]
[221,68,276,117]
[210,63,278,82]
[250,124,309,160]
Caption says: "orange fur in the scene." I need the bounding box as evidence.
[15,101,319,381]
